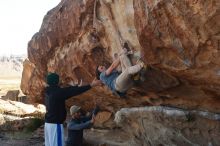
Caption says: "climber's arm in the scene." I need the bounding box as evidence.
[105,58,120,75]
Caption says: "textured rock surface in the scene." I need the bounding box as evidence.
[21,0,220,145]
[84,106,220,146]
[0,99,45,131]
[21,0,220,112]
[114,106,220,146]
[20,59,38,102]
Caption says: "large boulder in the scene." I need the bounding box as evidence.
[114,106,220,146]
[84,106,220,146]
[21,0,220,112]
[0,99,45,131]
[20,0,220,144]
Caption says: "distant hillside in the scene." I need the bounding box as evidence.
[0,55,26,77]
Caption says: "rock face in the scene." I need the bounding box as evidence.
[21,0,220,145]
[22,0,220,111]
[85,106,220,146]
[0,99,45,131]
[114,106,220,146]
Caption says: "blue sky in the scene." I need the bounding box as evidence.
[0,0,60,56]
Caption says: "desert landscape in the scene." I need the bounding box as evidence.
[0,77,21,96]
[0,55,45,146]
[0,55,25,97]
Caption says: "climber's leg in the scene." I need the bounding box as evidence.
[113,51,137,73]
[115,68,133,93]
[119,54,132,72]
[115,63,144,92]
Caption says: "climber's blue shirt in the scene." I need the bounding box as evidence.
[100,70,119,91]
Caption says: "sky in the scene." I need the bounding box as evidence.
[0,0,60,56]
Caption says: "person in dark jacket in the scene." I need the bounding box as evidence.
[44,73,101,146]
[65,105,99,146]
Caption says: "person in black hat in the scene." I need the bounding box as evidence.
[44,73,101,146]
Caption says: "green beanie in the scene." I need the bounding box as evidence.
[46,73,59,85]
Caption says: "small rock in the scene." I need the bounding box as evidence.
[2,90,20,101]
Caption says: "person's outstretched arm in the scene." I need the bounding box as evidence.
[67,120,92,130]
[105,58,120,76]
[68,116,95,130]
[63,79,102,100]
[62,85,91,100]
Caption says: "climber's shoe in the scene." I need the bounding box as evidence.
[143,63,148,70]
[132,73,140,81]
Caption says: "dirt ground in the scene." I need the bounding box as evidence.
[0,126,94,146]
[0,137,44,146]
[0,131,44,146]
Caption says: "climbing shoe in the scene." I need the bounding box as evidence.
[132,73,140,81]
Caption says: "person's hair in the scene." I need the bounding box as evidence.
[96,66,101,80]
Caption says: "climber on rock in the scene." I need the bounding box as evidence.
[96,43,146,98]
